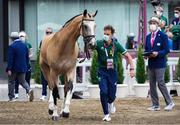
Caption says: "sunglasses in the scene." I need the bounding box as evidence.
[104,33,110,36]
[46,31,52,34]
[174,12,179,14]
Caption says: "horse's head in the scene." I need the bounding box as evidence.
[81,10,98,49]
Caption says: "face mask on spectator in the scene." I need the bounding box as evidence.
[149,24,157,32]
[20,36,26,42]
[103,34,110,42]
[156,11,162,17]
[174,13,180,18]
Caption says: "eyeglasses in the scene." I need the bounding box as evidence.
[20,36,25,38]
[104,33,110,36]
[46,31,52,34]
[174,12,179,14]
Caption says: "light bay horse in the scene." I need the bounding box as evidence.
[40,10,97,120]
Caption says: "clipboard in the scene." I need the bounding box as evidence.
[142,51,153,57]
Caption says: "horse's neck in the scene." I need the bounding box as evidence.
[55,16,82,52]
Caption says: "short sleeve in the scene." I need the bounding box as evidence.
[29,43,32,49]
[95,40,102,50]
[116,42,127,55]
[26,42,32,49]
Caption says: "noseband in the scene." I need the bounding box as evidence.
[79,18,95,63]
[81,18,95,43]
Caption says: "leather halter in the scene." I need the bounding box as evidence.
[81,18,95,43]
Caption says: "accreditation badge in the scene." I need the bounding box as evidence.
[107,58,114,69]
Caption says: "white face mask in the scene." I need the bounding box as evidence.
[174,13,180,18]
[149,24,158,32]
[20,37,26,42]
[156,11,162,17]
[103,35,110,42]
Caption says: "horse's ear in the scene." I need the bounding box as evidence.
[92,10,98,17]
[83,9,87,17]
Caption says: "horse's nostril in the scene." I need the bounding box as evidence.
[88,43,96,49]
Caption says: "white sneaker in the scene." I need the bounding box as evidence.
[40,95,47,101]
[15,94,19,99]
[27,93,29,99]
[102,114,111,122]
[164,102,175,111]
[28,89,34,102]
[147,106,160,111]
[108,103,116,114]
[8,98,16,102]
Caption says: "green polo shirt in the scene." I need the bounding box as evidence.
[159,15,168,32]
[170,25,180,41]
[25,41,32,50]
[25,41,32,66]
[96,39,127,69]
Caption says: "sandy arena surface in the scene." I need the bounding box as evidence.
[0,97,180,125]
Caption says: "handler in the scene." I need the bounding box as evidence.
[95,25,135,121]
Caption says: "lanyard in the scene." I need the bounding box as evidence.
[104,43,115,58]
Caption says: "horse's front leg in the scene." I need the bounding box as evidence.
[48,90,54,115]
[61,69,75,118]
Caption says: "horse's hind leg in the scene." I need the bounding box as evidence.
[61,69,75,118]
[40,61,55,116]
[49,69,60,121]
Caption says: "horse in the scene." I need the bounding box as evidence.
[40,10,97,121]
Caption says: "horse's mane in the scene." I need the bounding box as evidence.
[62,13,82,28]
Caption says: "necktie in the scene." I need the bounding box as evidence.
[151,32,155,47]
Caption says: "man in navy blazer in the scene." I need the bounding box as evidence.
[145,17,174,111]
[6,35,34,102]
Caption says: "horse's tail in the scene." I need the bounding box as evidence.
[52,85,60,105]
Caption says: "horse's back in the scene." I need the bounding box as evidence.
[40,33,55,63]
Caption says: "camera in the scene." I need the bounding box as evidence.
[151,0,161,7]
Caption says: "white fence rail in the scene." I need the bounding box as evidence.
[75,57,179,84]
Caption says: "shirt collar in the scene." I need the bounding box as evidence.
[151,29,159,35]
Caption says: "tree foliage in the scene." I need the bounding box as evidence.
[33,50,41,84]
[136,45,146,83]
[90,50,99,84]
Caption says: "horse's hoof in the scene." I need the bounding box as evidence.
[48,109,53,115]
[52,116,59,121]
[62,112,69,118]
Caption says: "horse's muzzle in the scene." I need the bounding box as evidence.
[83,36,96,49]
[88,38,96,49]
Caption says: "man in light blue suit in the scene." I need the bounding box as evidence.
[145,16,175,111]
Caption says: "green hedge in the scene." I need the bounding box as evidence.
[117,53,124,84]
[136,45,146,84]
[90,50,99,84]
[33,50,41,84]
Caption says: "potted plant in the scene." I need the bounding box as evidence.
[33,49,43,99]
[89,50,99,98]
[116,53,128,98]
[133,45,149,97]
[33,49,41,84]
